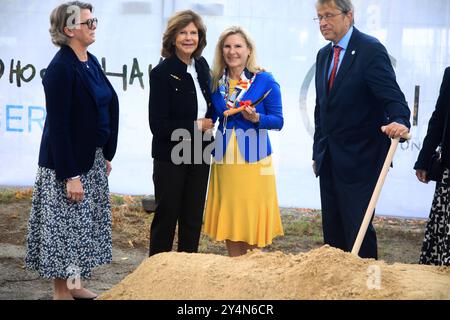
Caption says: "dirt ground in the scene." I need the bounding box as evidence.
[0,199,148,300]
[0,188,439,300]
[100,246,450,300]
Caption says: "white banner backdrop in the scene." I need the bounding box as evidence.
[1,0,449,218]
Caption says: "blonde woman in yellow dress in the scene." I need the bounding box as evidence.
[204,26,284,257]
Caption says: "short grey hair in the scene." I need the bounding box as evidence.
[49,1,93,47]
[316,0,354,25]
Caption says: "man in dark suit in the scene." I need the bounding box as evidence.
[312,0,411,258]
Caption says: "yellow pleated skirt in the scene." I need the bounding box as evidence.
[203,130,284,247]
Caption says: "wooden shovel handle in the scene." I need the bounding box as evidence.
[402,133,412,140]
[351,133,411,256]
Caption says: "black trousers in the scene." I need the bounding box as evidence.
[149,160,210,256]
[319,154,378,259]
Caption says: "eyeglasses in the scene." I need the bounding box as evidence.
[313,12,345,23]
[78,18,98,30]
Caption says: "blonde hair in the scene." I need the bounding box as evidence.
[161,10,207,59]
[49,1,93,47]
[211,26,259,92]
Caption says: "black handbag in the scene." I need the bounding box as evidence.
[427,148,445,182]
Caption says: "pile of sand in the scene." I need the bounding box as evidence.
[100,246,450,300]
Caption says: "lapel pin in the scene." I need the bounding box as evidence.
[352,50,356,55]
[170,74,181,81]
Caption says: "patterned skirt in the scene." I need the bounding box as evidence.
[25,148,112,279]
[419,168,450,266]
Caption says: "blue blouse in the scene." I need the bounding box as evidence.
[82,59,112,147]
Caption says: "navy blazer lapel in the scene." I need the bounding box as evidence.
[323,44,333,94]
[329,29,359,95]
[62,46,99,107]
[316,44,332,106]
[74,61,99,107]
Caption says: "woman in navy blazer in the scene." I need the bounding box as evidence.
[148,10,215,256]
[203,26,284,257]
[415,67,450,266]
[25,2,119,300]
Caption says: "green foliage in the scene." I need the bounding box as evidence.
[111,194,125,206]
[0,190,16,203]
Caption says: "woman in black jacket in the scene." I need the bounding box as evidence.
[148,10,215,256]
[414,67,450,266]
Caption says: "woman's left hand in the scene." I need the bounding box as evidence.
[242,106,260,123]
[106,161,112,177]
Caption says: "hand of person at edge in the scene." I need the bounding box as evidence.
[416,169,429,184]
